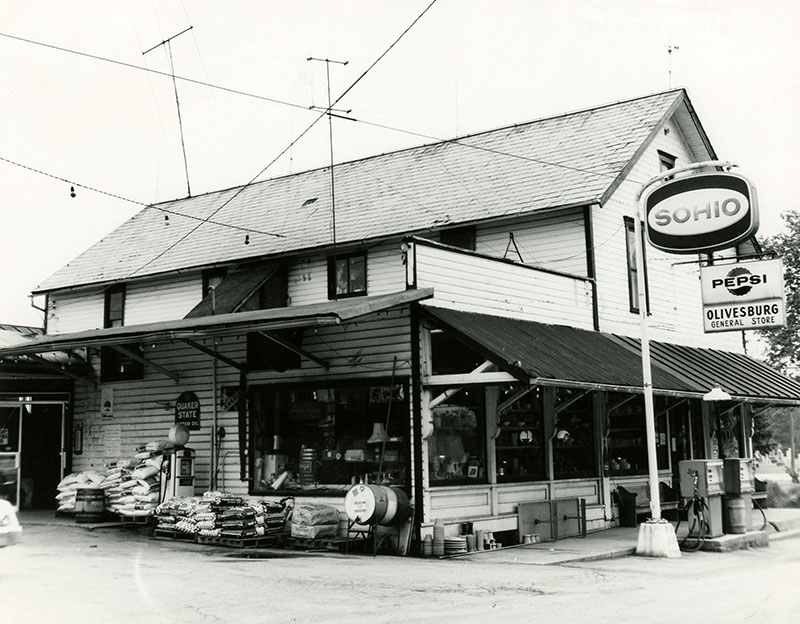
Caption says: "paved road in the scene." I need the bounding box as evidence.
[2,522,798,623]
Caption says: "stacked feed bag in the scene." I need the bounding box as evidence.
[290,503,341,540]
[55,471,105,513]
[154,496,208,535]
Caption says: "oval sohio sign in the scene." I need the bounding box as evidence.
[644,172,758,254]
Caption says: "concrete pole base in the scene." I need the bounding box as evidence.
[635,518,681,558]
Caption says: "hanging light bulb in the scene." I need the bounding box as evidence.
[244,234,250,245]
[70,185,76,198]
[164,214,170,225]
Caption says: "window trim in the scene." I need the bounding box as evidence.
[657,150,677,173]
[104,284,126,328]
[327,251,368,299]
[624,217,650,314]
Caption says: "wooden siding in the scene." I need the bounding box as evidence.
[70,309,412,495]
[475,210,588,276]
[410,241,594,328]
[125,273,202,326]
[593,115,743,351]
[47,288,105,334]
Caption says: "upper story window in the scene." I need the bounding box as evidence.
[440,225,476,251]
[102,283,143,382]
[328,252,367,299]
[658,150,677,173]
[104,284,126,328]
[624,217,650,314]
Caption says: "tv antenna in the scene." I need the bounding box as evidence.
[144,26,194,197]
[667,43,679,89]
[307,57,350,253]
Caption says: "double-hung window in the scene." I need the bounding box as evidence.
[625,217,650,314]
[328,252,367,299]
[101,284,144,382]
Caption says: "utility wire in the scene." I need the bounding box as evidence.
[123,0,439,279]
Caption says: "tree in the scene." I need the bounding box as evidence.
[758,211,800,373]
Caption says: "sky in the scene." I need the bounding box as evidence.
[1,0,798,327]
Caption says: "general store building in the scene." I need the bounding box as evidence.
[3,89,799,546]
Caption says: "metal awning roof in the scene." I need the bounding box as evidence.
[424,307,800,405]
[0,289,433,357]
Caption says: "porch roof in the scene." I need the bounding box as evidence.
[424,307,800,406]
[0,288,433,357]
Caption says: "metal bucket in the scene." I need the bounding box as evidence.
[727,496,747,534]
[75,488,105,523]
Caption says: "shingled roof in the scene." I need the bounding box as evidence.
[35,88,710,293]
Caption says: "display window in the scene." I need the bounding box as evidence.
[250,381,408,493]
[553,388,597,479]
[605,392,669,476]
[428,387,486,486]
[495,386,546,482]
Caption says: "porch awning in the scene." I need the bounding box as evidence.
[0,288,433,357]
[424,306,800,405]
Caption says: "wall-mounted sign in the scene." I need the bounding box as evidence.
[700,258,785,333]
[175,391,201,430]
[644,172,758,254]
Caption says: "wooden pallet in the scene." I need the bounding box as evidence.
[117,514,154,525]
[153,527,196,541]
[196,533,284,549]
[286,536,348,552]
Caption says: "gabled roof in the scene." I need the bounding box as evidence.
[36,89,711,293]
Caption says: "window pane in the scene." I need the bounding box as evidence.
[606,393,669,475]
[553,388,596,479]
[108,290,124,327]
[496,386,545,482]
[335,258,349,295]
[349,255,366,292]
[429,388,485,485]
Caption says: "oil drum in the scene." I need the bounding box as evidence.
[298,447,319,486]
[344,484,409,526]
[727,496,747,534]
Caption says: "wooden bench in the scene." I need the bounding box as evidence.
[614,482,681,527]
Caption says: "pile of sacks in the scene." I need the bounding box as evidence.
[54,440,168,518]
[154,492,289,540]
[290,503,341,540]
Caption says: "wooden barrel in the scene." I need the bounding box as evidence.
[298,447,319,485]
[344,484,409,526]
[727,496,747,534]
[75,488,105,523]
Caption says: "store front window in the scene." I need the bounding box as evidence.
[495,386,545,482]
[553,388,596,479]
[429,387,486,485]
[606,392,669,476]
[250,381,408,493]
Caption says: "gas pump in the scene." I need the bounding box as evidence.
[679,459,725,538]
[160,425,196,502]
[723,458,755,533]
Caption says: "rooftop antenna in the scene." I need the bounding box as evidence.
[667,43,679,89]
[144,26,194,197]
[307,56,350,257]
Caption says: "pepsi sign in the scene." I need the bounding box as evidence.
[644,172,758,254]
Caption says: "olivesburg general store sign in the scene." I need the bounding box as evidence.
[644,172,758,254]
[700,258,786,333]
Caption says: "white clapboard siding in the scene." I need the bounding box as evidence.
[47,288,105,334]
[592,117,743,351]
[476,209,588,276]
[125,272,202,325]
[410,242,594,328]
[71,310,412,493]
[287,240,406,306]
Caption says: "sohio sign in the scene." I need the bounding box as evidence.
[644,172,758,254]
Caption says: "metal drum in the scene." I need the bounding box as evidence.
[727,496,747,534]
[344,484,409,526]
[298,447,319,486]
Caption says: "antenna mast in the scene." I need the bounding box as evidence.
[144,26,194,197]
[667,43,679,89]
[307,56,349,253]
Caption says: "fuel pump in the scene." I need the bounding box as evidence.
[678,459,725,538]
[160,424,197,502]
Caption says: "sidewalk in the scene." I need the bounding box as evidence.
[18,506,800,565]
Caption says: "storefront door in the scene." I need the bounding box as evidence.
[0,406,22,509]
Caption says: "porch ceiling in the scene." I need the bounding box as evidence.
[424,306,800,405]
